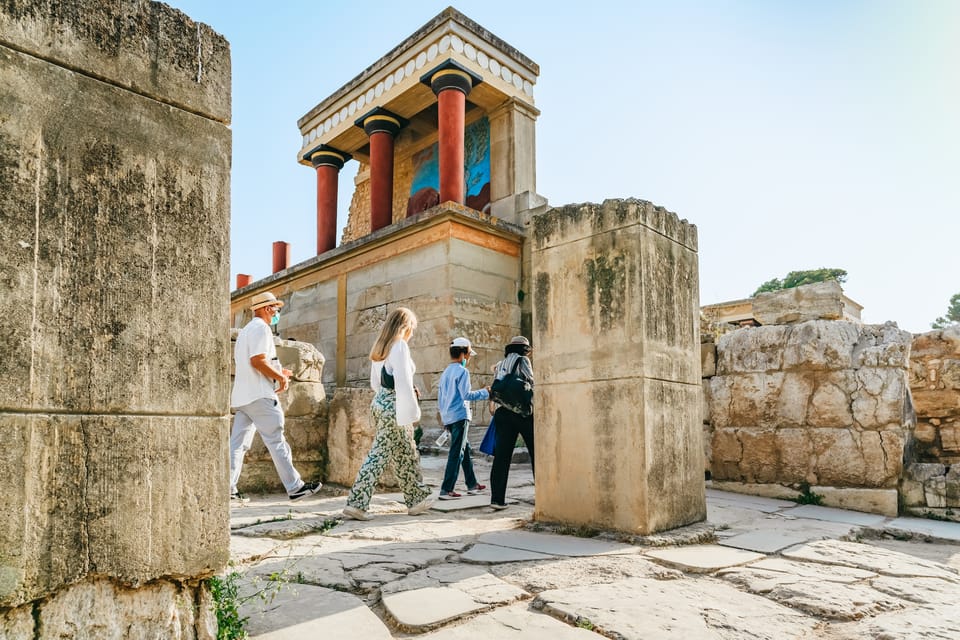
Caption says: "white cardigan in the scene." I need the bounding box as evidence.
[369,339,421,426]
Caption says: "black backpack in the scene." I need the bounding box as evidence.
[490,358,533,417]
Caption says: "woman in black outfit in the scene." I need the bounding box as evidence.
[489,336,534,509]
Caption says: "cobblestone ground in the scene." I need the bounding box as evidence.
[228,454,960,639]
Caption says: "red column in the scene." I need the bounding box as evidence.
[421,61,482,206]
[236,274,252,289]
[369,130,395,231]
[437,88,466,204]
[272,241,290,273]
[356,108,405,233]
[315,164,339,253]
[308,146,350,255]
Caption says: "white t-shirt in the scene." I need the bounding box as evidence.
[231,317,279,408]
[369,339,421,426]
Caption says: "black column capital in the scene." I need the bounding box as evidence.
[305,144,352,169]
[354,107,407,137]
[419,59,483,96]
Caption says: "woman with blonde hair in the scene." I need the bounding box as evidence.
[342,307,434,520]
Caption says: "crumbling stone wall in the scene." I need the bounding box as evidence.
[901,326,960,519]
[705,305,914,515]
[0,0,230,635]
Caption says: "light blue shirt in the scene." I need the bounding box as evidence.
[437,362,489,425]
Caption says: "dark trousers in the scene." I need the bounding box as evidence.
[440,419,478,493]
[490,407,534,506]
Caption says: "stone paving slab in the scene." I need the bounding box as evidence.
[717,529,814,553]
[419,603,598,638]
[383,586,485,629]
[534,576,818,639]
[884,516,960,542]
[705,489,796,513]
[718,563,904,620]
[782,540,960,581]
[644,545,765,573]
[431,495,518,512]
[477,530,642,557]
[787,504,888,527]
[461,543,556,564]
[241,582,391,639]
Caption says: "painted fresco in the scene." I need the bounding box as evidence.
[407,117,490,216]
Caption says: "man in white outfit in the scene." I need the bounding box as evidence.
[229,291,322,502]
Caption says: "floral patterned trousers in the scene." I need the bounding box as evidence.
[346,389,432,510]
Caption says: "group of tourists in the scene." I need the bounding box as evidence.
[228,293,535,518]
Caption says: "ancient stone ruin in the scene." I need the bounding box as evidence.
[1,0,230,635]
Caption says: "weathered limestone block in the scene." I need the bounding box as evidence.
[326,388,404,488]
[0,0,230,123]
[701,342,717,378]
[532,198,704,534]
[852,367,910,429]
[715,325,790,374]
[752,280,846,325]
[709,373,784,429]
[946,466,960,508]
[711,426,903,488]
[942,424,960,453]
[0,414,228,607]
[806,373,855,427]
[36,578,213,640]
[782,321,861,371]
[0,603,33,638]
[913,421,937,443]
[0,0,230,619]
[276,339,326,383]
[924,476,947,508]
[851,322,913,369]
[279,381,328,418]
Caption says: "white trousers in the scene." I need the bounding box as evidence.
[229,397,302,494]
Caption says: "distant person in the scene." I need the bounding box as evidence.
[229,292,322,503]
[342,307,434,521]
[489,336,534,510]
[437,337,490,499]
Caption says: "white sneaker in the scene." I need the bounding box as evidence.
[407,497,435,516]
[342,505,373,521]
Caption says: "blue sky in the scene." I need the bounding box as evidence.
[171,0,959,333]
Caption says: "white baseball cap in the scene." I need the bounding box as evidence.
[450,337,477,355]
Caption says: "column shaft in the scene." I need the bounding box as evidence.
[369,130,395,232]
[272,241,290,273]
[438,88,466,204]
[316,164,339,254]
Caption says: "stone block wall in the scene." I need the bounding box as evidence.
[705,320,913,515]
[901,326,960,519]
[532,198,705,534]
[234,206,523,438]
[0,0,230,634]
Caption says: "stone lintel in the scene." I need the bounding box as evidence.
[296,8,539,166]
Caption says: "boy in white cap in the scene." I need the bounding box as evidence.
[229,291,322,503]
[436,337,490,499]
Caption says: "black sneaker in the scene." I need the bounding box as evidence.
[289,481,322,501]
[230,492,250,504]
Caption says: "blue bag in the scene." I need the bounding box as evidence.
[478,416,497,455]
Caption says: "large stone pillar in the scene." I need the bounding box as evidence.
[421,60,482,204]
[0,0,230,633]
[308,145,351,254]
[488,97,540,220]
[355,107,406,230]
[532,199,705,535]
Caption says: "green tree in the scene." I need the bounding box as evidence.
[752,268,847,297]
[932,292,960,329]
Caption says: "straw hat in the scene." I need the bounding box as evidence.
[508,336,530,347]
[249,291,284,311]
